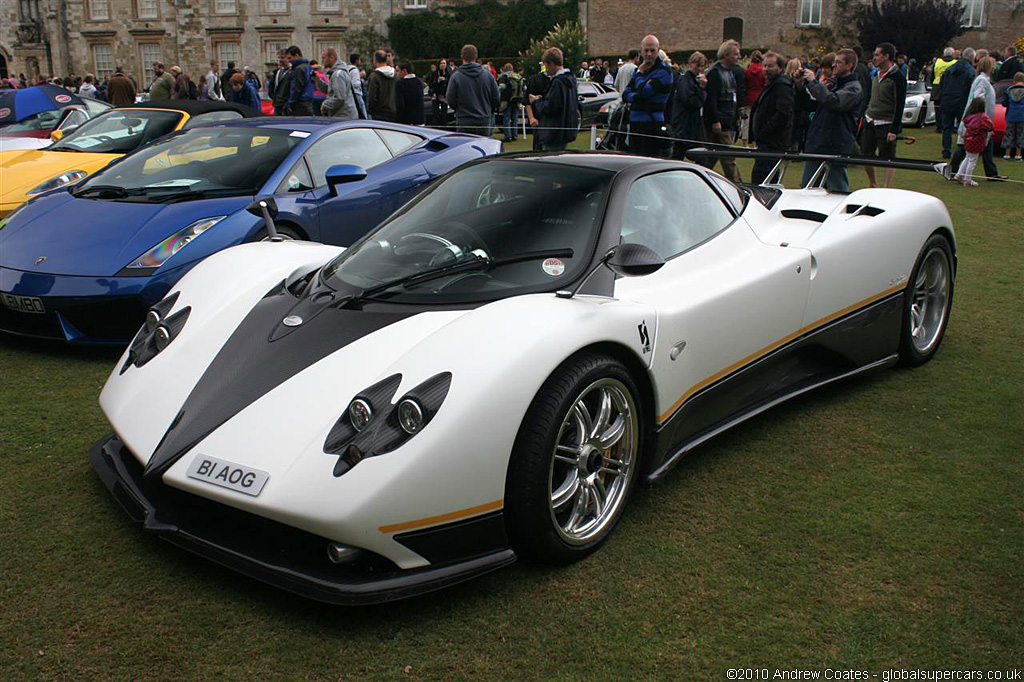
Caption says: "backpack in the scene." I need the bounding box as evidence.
[509,73,524,104]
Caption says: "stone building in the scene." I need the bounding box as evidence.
[0,0,430,86]
[580,0,1022,59]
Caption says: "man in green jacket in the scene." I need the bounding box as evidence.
[149,62,174,101]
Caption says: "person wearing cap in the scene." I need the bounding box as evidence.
[149,62,174,101]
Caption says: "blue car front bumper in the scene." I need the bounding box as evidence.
[0,263,191,344]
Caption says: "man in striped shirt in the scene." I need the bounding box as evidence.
[622,35,674,158]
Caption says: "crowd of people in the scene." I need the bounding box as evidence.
[4,35,1022,186]
[602,36,1023,190]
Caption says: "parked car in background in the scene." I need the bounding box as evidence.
[902,81,936,127]
[0,100,261,219]
[0,119,501,343]
[578,80,619,128]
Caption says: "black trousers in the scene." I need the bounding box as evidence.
[750,143,788,185]
[628,120,670,158]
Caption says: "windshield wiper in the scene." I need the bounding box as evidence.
[150,188,251,204]
[73,185,145,199]
[342,248,575,305]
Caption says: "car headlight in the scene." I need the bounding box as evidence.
[324,372,453,476]
[124,216,226,271]
[27,170,89,196]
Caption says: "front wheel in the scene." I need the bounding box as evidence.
[898,234,954,366]
[505,353,642,564]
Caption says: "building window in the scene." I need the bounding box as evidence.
[962,0,984,28]
[89,0,109,20]
[264,39,288,64]
[92,44,114,79]
[140,43,161,83]
[405,0,426,8]
[317,0,340,10]
[265,0,287,13]
[137,0,158,19]
[217,42,241,68]
[213,0,236,14]
[20,0,42,22]
[797,0,822,26]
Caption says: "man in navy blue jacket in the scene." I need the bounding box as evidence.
[286,46,314,116]
[622,34,674,158]
[938,48,975,159]
[528,47,579,151]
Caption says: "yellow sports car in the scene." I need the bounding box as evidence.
[0,100,262,218]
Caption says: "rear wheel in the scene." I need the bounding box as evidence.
[505,353,642,564]
[898,234,954,366]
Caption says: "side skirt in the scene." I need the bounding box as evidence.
[646,354,897,482]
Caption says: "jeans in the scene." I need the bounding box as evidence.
[502,104,519,140]
[801,158,850,192]
[941,108,961,157]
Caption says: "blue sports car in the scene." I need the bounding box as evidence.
[0,119,501,343]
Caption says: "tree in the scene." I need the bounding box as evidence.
[856,0,966,63]
[347,26,389,61]
[518,21,588,77]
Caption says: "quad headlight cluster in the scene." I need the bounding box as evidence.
[28,170,89,196]
[324,372,453,476]
[122,216,226,273]
[121,291,191,372]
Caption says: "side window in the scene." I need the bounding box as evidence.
[578,83,598,97]
[279,159,314,193]
[706,171,745,213]
[304,128,393,186]
[620,171,734,259]
[182,111,244,129]
[376,129,423,156]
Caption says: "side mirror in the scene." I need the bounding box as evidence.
[606,243,665,277]
[50,129,64,142]
[325,164,367,196]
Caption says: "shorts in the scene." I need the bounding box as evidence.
[1002,121,1024,148]
[861,122,897,160]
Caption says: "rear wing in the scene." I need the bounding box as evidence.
[685,147,947,189]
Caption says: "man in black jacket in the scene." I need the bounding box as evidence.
[394,63,425,125]
[749,52,794,185]
[271,51,292,115]
[799,48,864,192]
[528,47,579,151]
[524,68,552,150]
[939,48,975,158]
[669,51,708,160]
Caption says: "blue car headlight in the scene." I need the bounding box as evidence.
[124,216,226,271]
[28,170,89,196]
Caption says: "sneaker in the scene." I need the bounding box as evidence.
[963,179,978,187]
[1004,154,1012,160]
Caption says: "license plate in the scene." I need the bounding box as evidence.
[1,293,46,314]
[186,455,269,497]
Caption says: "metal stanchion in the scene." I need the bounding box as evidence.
[590,124,597,151]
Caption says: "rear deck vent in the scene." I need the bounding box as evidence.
[781,209,828,223]
[845,204,886,217]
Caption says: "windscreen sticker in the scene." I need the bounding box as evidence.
[542,258,565,277]
[55,94,72,104]
[290,130,311,138]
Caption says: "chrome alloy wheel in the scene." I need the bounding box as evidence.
[909,246,951,354]
[549,378,638,545]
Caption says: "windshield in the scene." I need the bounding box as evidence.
[907,81,928,94]
[75,126,299,201]
[2,109,64,132]
[321,160,612,304]
[50,109,182,153]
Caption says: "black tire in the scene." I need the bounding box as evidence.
[898,233,954,367]
[254,224,302,242]
[505,353,643,564]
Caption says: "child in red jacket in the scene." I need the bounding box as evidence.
[954,97,993,187]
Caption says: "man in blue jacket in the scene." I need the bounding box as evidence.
[799,48,864,193]
[528,47,579,151]
[622,34,674,158]
[286,45,314,116]
[938,48,975,158]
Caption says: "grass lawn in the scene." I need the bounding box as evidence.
[1,128,1021,680]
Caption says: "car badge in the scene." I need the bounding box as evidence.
[282,315,303,327]
[35,256,47,266]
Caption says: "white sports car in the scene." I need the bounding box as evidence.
[90,152,956,604]
[902,81,937,127]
